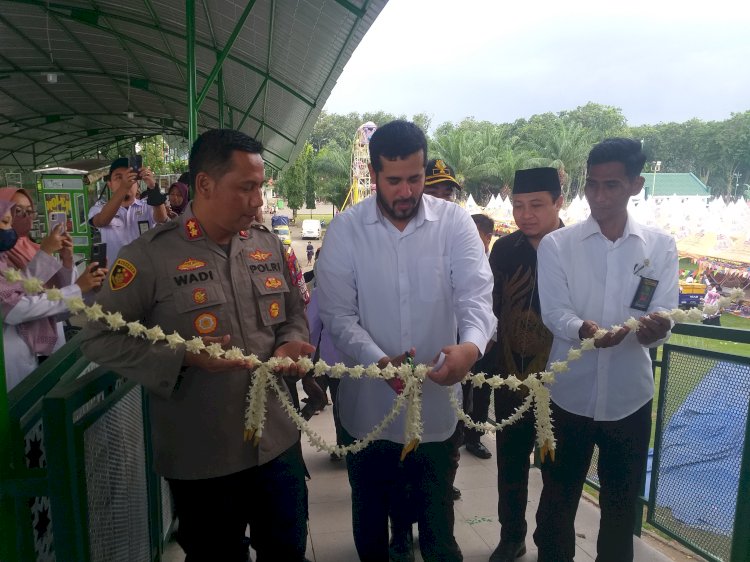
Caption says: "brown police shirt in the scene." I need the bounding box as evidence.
[80,205,308,480]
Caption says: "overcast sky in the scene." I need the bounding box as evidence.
[323,0,750,129]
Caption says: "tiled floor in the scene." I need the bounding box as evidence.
[164,405,680,561]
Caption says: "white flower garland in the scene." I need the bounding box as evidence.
[3,266,744,461]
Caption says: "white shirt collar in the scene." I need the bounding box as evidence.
[580,212,645,243]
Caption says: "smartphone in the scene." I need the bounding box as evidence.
[49,212,66,233]
[90,242,107,271]
[128,155,143,174]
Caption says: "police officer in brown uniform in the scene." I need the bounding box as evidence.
[81,129,314,562]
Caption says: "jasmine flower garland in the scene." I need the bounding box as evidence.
[4,266,745,460]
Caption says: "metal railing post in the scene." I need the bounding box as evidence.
[730,404,750,561]
[0,316,19,562]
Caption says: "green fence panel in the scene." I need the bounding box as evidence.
[648,343,750,561]
[43,368,164,562]
[0,337,84,562]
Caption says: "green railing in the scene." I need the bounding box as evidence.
[581,323,750,561]
[648,324,750,562]
[0,335,174,562]
[3,323,750,561]
[0,337,83,562]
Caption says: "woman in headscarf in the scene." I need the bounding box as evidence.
[0,196,107,391]
[167,173,190,218]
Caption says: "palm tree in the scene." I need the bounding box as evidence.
[524,119,593,200]
[313,144,350,210]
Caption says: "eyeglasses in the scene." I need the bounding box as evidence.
[13,206,36,218]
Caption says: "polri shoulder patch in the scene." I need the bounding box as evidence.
[110,258,137,291]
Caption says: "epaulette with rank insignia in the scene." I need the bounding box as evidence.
[251,223,271,233]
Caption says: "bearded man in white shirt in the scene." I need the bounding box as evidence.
[534,138,678,562]
[316,120,495,562]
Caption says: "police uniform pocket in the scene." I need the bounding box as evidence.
[249,271,290,295]
[418,257,449,302]
[257,293,287,326]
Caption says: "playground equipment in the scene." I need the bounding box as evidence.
[341,122,377,211]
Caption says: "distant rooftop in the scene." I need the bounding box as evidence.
[641,173,710,197]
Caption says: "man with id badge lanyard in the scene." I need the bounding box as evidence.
[89,157,169,267]
[534,138,678,562]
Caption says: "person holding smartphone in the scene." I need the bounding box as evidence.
[89,157,169,266]
[0,198,106,391]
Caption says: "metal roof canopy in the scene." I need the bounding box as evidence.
[0,0,387,171]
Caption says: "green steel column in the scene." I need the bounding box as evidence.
[217,67,225,129]
[186,0,197,145]
[730,406,750,561]
[0,315,18,562]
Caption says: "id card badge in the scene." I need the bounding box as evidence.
[630,277,659,311]
[138,220,150,235]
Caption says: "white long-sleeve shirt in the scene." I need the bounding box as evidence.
[317,195,495,443]
[3,251,81,392]
[537,214,678,421]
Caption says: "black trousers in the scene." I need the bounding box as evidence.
[533,400,651,562]
[464,352,494,445]
[493,386,537,543]
[343,428,462,562]
[167,446,309,562]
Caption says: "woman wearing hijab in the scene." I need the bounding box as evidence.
[0,197,107,392]
[167,174,190,218]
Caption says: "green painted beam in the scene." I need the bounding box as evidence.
[141,0,187,84]
[6,0,316,107]
[48,11,151,122]
[195,0,258,110]
[238,77,267,131]
[333,0,366,18]
[0,15,122,118]
[186,0,197,144]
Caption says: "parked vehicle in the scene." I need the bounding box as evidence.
[301,219,322,240]
[679,281,706,309]
[273,225,292,246]
[271,215,289,228]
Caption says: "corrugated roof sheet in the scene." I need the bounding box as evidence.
[0,0,388,169]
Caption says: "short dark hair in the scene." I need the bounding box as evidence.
[368,120,427,173]
[189,129,264,184]
[587,138,646,179]
[471,213,494,235]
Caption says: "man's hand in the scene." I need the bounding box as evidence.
[75,263,108,293]
[579,320,630,349]
[140,167,156,189]
[183,335,252,372]
[273,340,316,377]
[377,347,415,394]
[301,374,327,412]
[428,342,480,386]
[636,313,671,346]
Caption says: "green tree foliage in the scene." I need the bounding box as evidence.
[304,103,750,204]
[277,143,311,218]
[523,120,593,199]
[313,144,351,209]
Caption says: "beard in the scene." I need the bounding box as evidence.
[376,189,421,223]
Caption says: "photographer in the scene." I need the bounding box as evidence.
[89,157,168,266]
